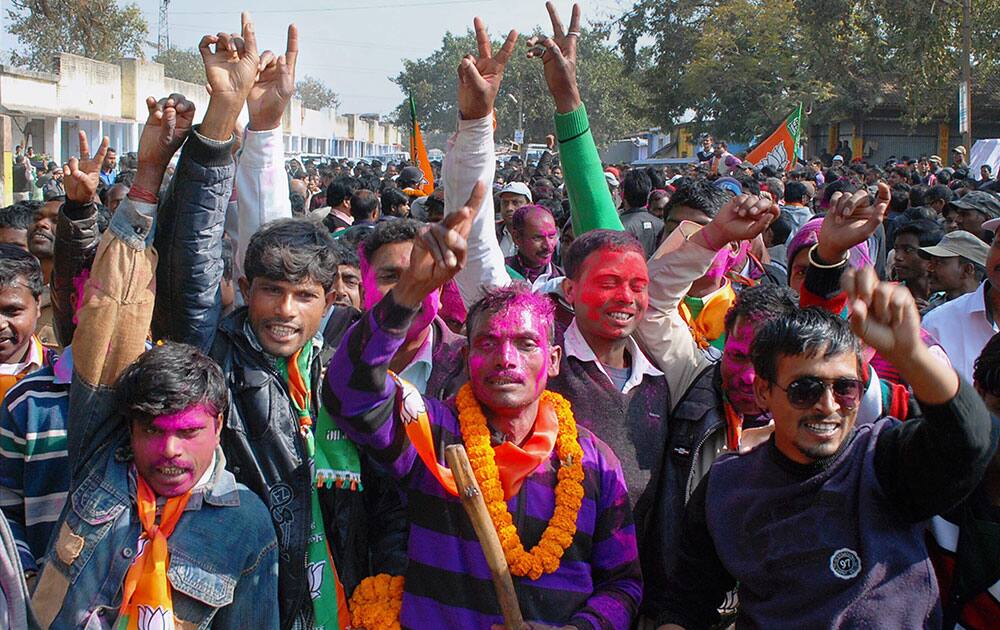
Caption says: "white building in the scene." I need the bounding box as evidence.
[0,53,402,201]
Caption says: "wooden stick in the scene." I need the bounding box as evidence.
[445,444,526,630]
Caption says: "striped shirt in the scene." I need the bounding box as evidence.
[323,294,642,629]
[0,360,70,572]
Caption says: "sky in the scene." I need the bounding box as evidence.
[3,0,627,116]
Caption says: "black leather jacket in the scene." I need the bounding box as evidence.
[211,309,406,627]
[151,130,406,629]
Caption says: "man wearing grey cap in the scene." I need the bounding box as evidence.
[920,230,989,310]
[923,211,1000,382]
[496,181,532,256]
[951,191,1000,242]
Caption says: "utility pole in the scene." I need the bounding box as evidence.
[158,0,171,56]
[960,0,972,152]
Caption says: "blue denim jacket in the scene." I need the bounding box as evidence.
[31,365,280,629]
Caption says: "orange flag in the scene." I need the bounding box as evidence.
[409,95,435,196]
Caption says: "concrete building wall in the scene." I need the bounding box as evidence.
[0,52,401,183]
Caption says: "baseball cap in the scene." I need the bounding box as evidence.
[499,181,533,202]
[953,146,967,155]
[919,230,989,265]
[713,177,743,196]
[951,192,1000,229]
[832,155,844,163]
[929,155,943,165]
[397,166,425,188]
[604,172,620,188]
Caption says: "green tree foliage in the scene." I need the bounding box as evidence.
[392,28,650,149]
[615,0,1000,140]
[155,48,206,86]
[296,76,340,111]
[5,0,147,72]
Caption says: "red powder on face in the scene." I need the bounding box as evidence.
[573,249,649,339]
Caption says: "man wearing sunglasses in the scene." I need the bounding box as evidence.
[656,268,996,629]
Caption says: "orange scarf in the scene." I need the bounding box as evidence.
[678,283,737,349]
[391,374,558,500]
[723,401,743,451]
[117,476,191,629]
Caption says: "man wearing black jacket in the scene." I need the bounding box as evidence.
[149,16,404,629]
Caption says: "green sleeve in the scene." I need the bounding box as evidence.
[554,104,624,234]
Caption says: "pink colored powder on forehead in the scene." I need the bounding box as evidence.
[151,403,217,430]
[471,289,555,343]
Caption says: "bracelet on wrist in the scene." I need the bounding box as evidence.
[128,184,159,204]
[698,225,726,251]
[807,243,849,269]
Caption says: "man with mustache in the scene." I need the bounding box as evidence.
[30,91,280,629]
[657,270,995,628]
[505,204,561,284]
[324,190,642,630]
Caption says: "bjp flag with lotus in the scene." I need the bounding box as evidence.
[745,104,802,172]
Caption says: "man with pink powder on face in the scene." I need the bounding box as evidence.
[505,204,562,284]
[324,189,641,628]
[30,89,279,629]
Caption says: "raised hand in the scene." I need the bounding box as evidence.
[199,12,259,140]
[817,182,890,263]
[526,2,582,113]
[137,94,196,169]
[457,18,518,120]
[248,24,298,131]
[841,266,920,361]
[62,131,109,204]
[844,265,960,404]
[697,194,779,250]
[394,182,487,308]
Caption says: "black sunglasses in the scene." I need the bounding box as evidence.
[774,376,863,410]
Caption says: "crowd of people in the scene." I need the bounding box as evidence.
[0,3,997,629]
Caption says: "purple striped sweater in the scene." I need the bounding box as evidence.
[322,293,642,629]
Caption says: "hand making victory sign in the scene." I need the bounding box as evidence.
[62,131,109,205]
[527,2,582,113]
[458,18,518,120]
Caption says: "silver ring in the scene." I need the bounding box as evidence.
[567,31,581,38]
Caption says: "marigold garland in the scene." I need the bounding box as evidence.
[348,574,404,630]
[456,383,585,581]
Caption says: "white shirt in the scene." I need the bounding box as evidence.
[922,281,997,383]
[443,115,511,306]
[562,319,663,395]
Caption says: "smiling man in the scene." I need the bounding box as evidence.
[0,244,54,403]
[657,272,995,629]
[148,16,405,627]
[547,229,669,514]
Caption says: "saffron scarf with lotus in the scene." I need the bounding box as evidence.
[116,476,190,630]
